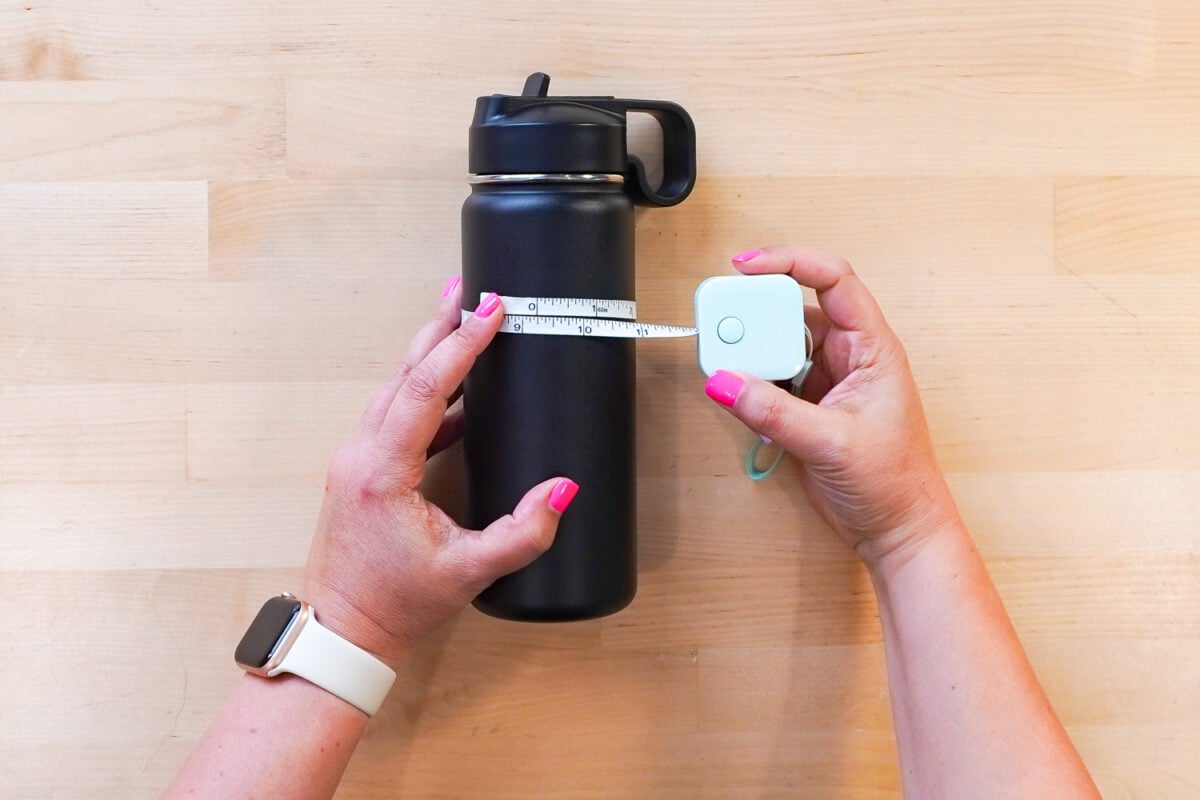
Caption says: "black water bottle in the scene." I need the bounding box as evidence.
[462,73,697,621]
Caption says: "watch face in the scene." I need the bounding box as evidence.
[235,596,302,669]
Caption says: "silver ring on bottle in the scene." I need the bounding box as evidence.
[467,173,625,185]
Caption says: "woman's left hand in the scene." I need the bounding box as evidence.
[303,279,578,667]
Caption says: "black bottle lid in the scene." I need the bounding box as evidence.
[468,72,697,207]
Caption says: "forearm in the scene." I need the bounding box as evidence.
[870,516,1100,799]
[162,673,370,800]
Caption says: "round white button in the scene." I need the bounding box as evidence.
[717,316,744,344]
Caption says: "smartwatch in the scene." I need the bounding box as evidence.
[235,593,396,716]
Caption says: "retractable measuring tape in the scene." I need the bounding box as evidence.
[467,275,814,480]
[489,296,698,339]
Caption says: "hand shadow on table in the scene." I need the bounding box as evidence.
[763,463,887,797]
[352,439,475,793]
[354,436,604,795]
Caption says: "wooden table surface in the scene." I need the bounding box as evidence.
[2,2,1198,798]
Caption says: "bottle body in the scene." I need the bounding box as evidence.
[462,180,636,621]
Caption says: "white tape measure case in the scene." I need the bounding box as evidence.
[693,274,809,381]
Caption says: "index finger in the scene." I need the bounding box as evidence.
[378,292,505,469]
[731,245,888,333]
[359,276,464,435]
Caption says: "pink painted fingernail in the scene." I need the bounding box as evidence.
[475,292,501,318]
[441,275,461,298]
[705,370,744,407]
[760,434,773,444]
[549,479,580,514]
[732,248,762,264]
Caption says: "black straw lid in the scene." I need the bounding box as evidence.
[468,73,697,207]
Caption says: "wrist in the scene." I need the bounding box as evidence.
[242,669,372,722]
[855,500,969,581]
[303,585,409,670]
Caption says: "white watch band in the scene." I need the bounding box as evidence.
[268,612,396,716]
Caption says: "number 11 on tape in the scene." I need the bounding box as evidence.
[468,294,697,339]
[498,314,697,339]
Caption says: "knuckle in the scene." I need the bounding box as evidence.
[441,547,487,590]
[403,365,442,403]
[325,443,360,486]
[440,539,498,595]
[757,392,788,435]
[832,254,854,274]
[394,359,415,380]
[416,318,445,342]
[447,325,479,358]
[325,441,397,499]
[326,442,371,491]
[521,520,555,555]
[816,421,854,465]
[359,451,401,499]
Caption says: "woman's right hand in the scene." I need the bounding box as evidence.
[704,245,962,573]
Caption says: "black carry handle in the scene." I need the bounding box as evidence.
[513,74,697,207]
[596,99,698,207]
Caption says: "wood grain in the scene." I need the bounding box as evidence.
[1,1,1198,798]
[1056,177,1200,274]
[0,182,208,279]
[0,2,562,80]
[0,81,285,180]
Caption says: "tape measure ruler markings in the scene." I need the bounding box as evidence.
[465,294,697,338]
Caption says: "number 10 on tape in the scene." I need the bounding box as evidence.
[470,294,698,339]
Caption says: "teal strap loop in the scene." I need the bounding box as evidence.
[745,438,787,481]
[741,323,814,482]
